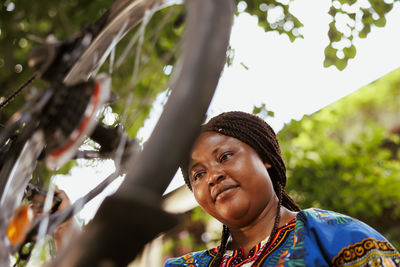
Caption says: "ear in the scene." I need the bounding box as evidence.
[264,162,272,169]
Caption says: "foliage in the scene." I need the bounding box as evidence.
[252,103,275,119]
[278,68,400,248]
[1,0,399,264]
[1,0,398,125]
[240,0,303,42]
[0,1,184,185]
[0,0,398,142]
[240,0,399,70]
[323,0,399,70]
[0,0,183,137]
[0,0,399,251]
[0,0,114,123]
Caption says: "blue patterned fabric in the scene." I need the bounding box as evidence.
[165,208,400,267]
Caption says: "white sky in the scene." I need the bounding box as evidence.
[210,0,400,131]
[55,0,400,222]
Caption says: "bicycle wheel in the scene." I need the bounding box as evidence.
[1,0,234,265]
[52,0,234,266]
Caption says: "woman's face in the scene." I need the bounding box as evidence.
[188,132,277,228]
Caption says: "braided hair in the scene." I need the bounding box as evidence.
[181,111,300,266]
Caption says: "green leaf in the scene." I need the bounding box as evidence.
[240,62,249,70]
[252,103,274,119]
[335,58,348,71]
[359,24,371,38]
[242,0,303,42]
[324,45,338,60]
[328,6,337,17]
[361,9,373,24]
[328,21,343,42]
[371,1,393,15]
[343,45,356,59]
[56,160,78,175]
[348,13,356,20]
[323,56,334,68]
[373,16,387,27]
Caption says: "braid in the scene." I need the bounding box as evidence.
[211,225,230,267]
[282,191,300,211]
[262,183,283,252]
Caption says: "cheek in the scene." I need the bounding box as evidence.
[193,184,210,207]
[193,184,223,219]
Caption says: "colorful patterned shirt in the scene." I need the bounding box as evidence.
[165,208,400,267]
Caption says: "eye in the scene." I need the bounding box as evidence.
[219,152,232,162]
[192,171,205,182]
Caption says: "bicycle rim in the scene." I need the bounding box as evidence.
[2,0,234,265]
[63,0,173,86]
[44,0,180,169]
[49,0,234,265]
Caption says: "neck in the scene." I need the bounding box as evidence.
[227,205,297,255]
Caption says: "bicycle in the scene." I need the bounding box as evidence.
[0,0,234,266]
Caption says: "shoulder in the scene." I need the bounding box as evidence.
[297,208,400,266]
[299,208,385,239]
[164,249,216,267]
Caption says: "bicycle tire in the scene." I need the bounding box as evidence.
[0,0,170,261]
[0,1,161,264]
[49,0,234,266]
[1,0,234,265]
[0,0,166,205]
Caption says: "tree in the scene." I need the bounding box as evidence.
[278,68,400,248]
[0,0,183,138]
[241,0,399,70]
[1,0,399,263]
[1,0,399,126]
[162,68,400,261]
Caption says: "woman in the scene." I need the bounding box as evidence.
[165,111,400,267]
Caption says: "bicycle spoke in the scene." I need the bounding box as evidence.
[109,46,115,75]
[1,0,234,265]
[0,132,44,215]
[0,131,44,266]
[110,4,160,173]
[0,74,38,111]
[32,181,56,259]
[114,29,141,70]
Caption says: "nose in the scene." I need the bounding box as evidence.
[208,167,225,186]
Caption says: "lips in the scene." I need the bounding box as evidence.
[212,184,239,202]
